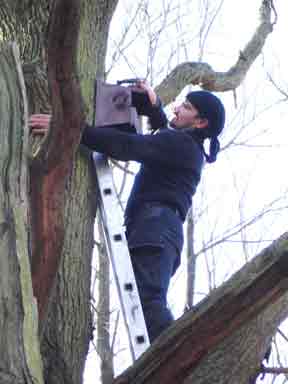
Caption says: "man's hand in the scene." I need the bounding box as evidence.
[29,114,51,135]
[135,80,157,106]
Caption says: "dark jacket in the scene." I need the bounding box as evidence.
[81,98,204,257]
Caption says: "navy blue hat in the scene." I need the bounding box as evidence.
[186,90,225,163]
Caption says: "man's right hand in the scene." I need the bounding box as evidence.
[29,114,51,135]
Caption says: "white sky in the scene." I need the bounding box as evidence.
[84,1,288,382]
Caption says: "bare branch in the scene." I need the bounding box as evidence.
[195,196,288,258]
[277,328,288,344]
[110,160,135,176]
[198,0,225,61]
[155,0,275,104]
[261,367,288,375]
[266,71,288,100]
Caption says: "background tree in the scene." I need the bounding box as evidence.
[91,1,288,382]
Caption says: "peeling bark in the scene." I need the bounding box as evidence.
[155,0,275,104]
[38,0,119,382]
[114,233,288,384]
[0,42,43,384]
[30,0,85,327]
[41,152,95,384]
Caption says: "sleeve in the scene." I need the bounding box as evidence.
[81,124,202,170]
[131,91,168,131]
[147,97,168,131]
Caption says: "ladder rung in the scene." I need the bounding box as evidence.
[136,335,145,344]
[113,234,122,241]
[124,283,134,291]
[103,188,112,195]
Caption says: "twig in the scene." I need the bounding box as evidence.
[277,328,288,343]
[111,310,120,354]
[260,367,288,375]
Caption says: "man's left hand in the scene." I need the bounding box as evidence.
[29,114,51,135]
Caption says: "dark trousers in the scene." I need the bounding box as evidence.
[130,242,179,342]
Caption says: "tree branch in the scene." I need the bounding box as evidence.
[261,366,288,375]
[155,0,275,104]
[114,232,288,384]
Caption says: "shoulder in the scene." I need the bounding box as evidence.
[158,128,204,169]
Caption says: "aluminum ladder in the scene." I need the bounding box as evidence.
[93,153,150,361]
[92,79,150,361]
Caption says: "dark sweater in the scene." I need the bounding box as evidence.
[81,100,204,222]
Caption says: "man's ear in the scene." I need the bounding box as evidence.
[195,117,208,129]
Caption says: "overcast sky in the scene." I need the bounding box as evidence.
[84,1,288,382]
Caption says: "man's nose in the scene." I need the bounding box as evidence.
[173,105,180,114]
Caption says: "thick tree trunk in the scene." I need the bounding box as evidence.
[4,0,119,381]
[30,1,96,384]
[40,152,96,384]
[39,1,119,383]
[0,42,43,384]
[30,0,85,327]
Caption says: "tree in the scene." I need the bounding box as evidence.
[0,1,286,384]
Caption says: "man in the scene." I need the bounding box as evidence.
[29,81,225,342]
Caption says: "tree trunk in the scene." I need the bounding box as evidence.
[2,0,120,380]
[40,151,96,384]
[186,204,196,310]
[0,42,43,384]
[78,0,119,117]
[39,1,119,383]
[97,217,114,384]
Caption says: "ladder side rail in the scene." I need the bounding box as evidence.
[93,152,150,361]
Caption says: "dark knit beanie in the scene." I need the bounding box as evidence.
[186,91,225,163]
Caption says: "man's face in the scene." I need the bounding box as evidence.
[170,101,208,130]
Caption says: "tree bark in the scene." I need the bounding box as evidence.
[0,42,43,384]
[0,0,49,62]
[78,0,119,117]
[30,0,85,328]
[38,1,119,383]
[114,233,288,384]
[32,1,96,383]
[97,217,114,384]
[186,204,196,310]
[40,152,96,384]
